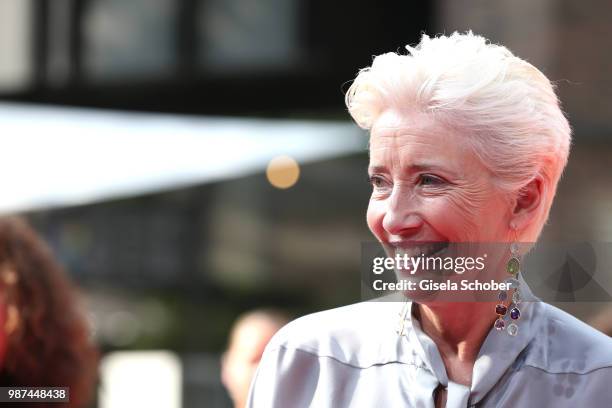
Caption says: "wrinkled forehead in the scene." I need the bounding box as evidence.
[370,110,464,151]
[368,109,485,174]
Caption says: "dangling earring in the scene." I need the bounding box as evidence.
[495,223,522,336]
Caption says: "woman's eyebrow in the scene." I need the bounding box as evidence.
[368,163,451,174]
[406,163,450,173]
[368,165,388,174]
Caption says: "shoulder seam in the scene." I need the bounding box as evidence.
[271,344,430,371]
[522,363,612,376]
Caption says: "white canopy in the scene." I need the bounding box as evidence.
[0,103,366,213]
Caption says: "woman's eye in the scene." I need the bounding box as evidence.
[418,174,445,186]
[368,176,387,189]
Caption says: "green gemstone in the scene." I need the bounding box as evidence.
[507,257,520,275]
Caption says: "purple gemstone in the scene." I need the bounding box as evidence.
[494,318,505,331]
[495,304,507,316]
[510,307,521,320]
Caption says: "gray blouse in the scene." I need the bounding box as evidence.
[247,300,612,407]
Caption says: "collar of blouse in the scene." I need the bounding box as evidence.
[402,292,541,406]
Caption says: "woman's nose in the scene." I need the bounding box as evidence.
[381,188,423,236]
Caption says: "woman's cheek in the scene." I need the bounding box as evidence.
[366,199,386,240]
[423,193,482,240]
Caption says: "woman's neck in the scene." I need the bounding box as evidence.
[415,301,497,361]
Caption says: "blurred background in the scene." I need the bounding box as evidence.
[0,0,610,407]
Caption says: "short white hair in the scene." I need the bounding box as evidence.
[345,31,572,242]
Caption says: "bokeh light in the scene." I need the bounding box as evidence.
[266,155,300,189]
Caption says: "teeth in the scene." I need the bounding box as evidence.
[395,242,448,258]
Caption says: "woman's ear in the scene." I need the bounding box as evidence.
[511,175,544,230]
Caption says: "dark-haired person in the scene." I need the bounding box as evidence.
[0,217,98,407]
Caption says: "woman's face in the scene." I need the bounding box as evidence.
[366,110,513,251]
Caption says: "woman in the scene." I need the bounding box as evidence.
[0,217,98,407]
[247,32,612,407]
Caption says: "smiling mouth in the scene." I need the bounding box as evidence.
[393,241,450,258]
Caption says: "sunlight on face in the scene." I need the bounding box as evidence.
[366,110,512,246]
